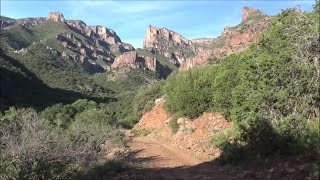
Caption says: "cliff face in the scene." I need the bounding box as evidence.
[88,26,121,45]
[47,12,65,22]
[143,25,197,66]
[241,6,264,22]
[111,51,157,71]
[142,6,270,71]
[143,25,192,50]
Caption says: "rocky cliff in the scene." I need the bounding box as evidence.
[111,51,158,72]
[142,6,270,71]
[47,12,65,22]
[143,25,197,66]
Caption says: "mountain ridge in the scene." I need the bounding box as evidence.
[1,6,270,76]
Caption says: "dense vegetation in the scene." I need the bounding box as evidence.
[164,7,319,161]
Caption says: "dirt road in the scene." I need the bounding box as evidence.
[118,135,233,180]
[127,136,202,168]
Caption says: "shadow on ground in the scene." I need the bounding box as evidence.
[109,151,317,180]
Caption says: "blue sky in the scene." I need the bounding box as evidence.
[1,0,316,48]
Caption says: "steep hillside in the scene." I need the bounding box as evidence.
[164,7,319,162]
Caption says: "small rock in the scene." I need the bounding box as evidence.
[177,118,185,125]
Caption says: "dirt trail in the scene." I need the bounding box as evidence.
[127,136,202,168]
[118,134,233,180]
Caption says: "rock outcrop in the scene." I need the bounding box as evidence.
[89,26,121,45]
[111,51,157,71]
[141,7,268,71]
[112,51,139,68]
[143,25,191,49]
[190,38,216,46]
[47,12,65,22]
[143,56,157,71]
[242,6,262,22]
[142,6,269,71]
[46,12,138,73]
[142,25,197,66]
[181,22,268,70]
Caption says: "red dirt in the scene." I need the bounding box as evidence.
[133,99,231,161]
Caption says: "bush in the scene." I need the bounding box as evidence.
[168,117,179,134]
[41,99,115,128]
[131,128,152,137]
[210,125,240,148]
[0,107,124,179]
[164,69,213,118]
[133,81,164,118]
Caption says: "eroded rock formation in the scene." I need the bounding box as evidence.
[142,7,269,71]
[242,6,263,22]
[142,25,197,66]
[111,51,157,71]
[47,12,65,22]
[89,26,121,45]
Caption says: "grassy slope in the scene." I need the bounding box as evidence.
[136,48,178,71]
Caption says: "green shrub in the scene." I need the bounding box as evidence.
[210,125,240,148]
[133,81,164,118]
[164,69,213,118]
[168,117,179,134]
[131,128,152,137]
